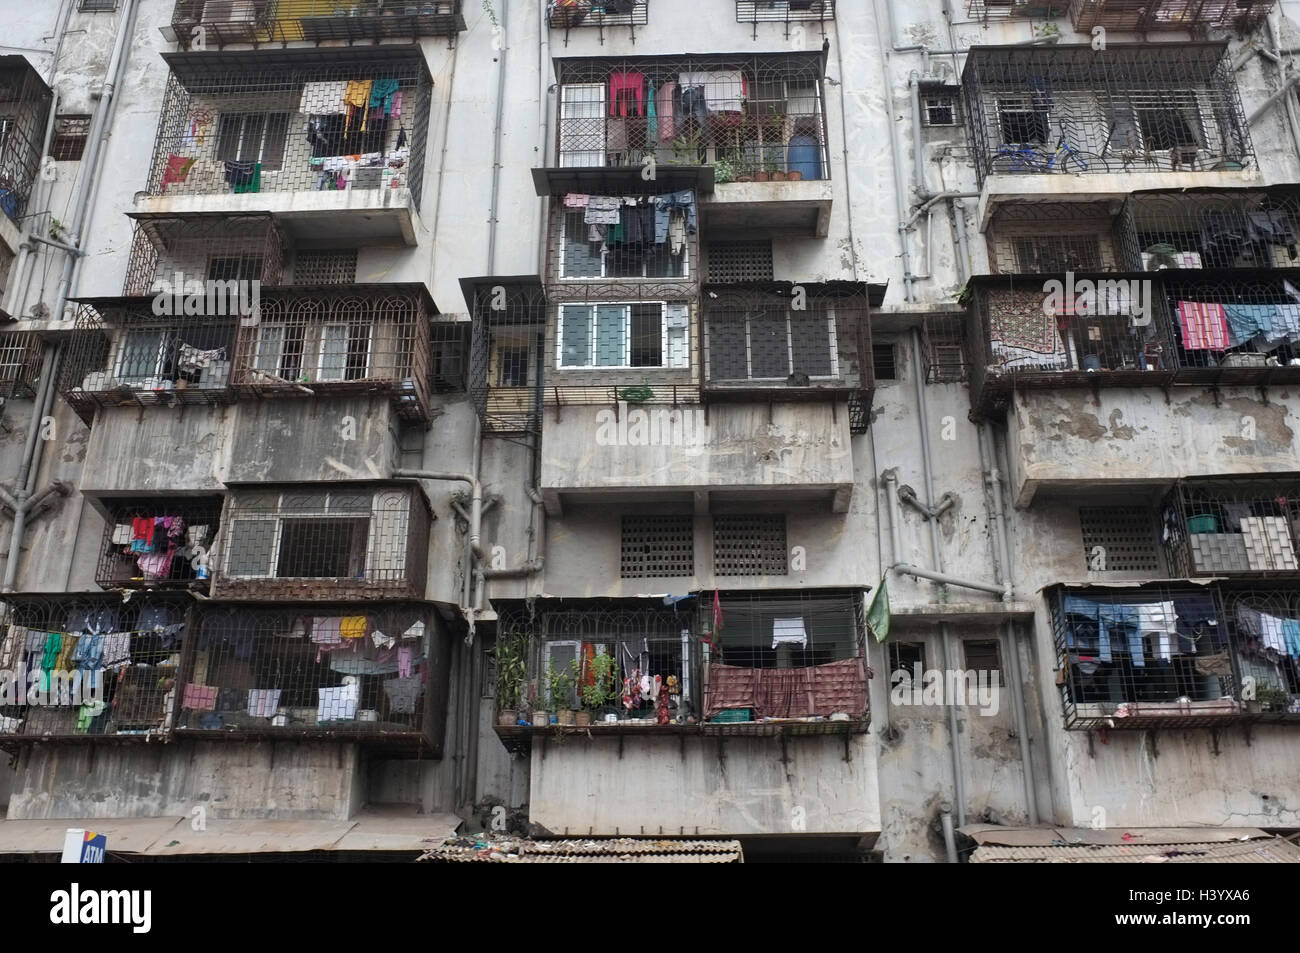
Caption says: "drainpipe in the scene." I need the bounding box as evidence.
[909,72,926,196]
[393,468,484,562]
[1247,73,1300,126]
[2,345,55,590]
[872,0,915,301]
[485,0,509,274]
[940,808,959,863]
[950,196,972,284]
[537,0,553,279]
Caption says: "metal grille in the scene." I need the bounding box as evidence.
[163,1,467,48]
[430,317,469,393]
[0,59,53,225]
[701,590,863,669]
[736,1,835,38]
[922,315,967,384]
[548,1,648,45]
[468,278,546,433]
[1162,479,1300,578]
[212,484,430,601]
[294,249,357,285]
[621,515,694,577]
[553,53,827,179]
[50,115,90,161]
[145,49,430,210]
[95,498,224,592]
[179,602,440,751]
[961,43,1253,187]
[1117,188,1300,272]
[1079,507,1162,572]
[706,241,773,283]
[713,515,787,576]
[122,213,286,296]
[0,331,41,399]
[0,594,189,742]
[986,202,1119,275]
[968,0,1068,18]
[1070,0,1274,33]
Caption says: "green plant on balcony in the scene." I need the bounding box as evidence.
[668,129,704,166]
[490,625,527,723]
[547,659,578,724]
[581,653,619,713]
[618,381,654,403]
[713,157,736,184]
[1256,683,1290,712]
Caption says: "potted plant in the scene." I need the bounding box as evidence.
[548,660,577,726]
[1257,683,1289,713]
[786,167,803,181]
[490,625,527,726]
[769,161,788,182]
[713,157,736,185]
[527,681,549,727]
[580,653,618,726]
[669,129,703,166]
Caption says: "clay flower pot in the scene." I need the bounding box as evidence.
[786,170,803,181]
[575,710,592,727]
[754,171,770,182]
[770,170,788,181]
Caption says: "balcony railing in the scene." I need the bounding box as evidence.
[736,1,835,38]
[553,53,828,183]
[701,283,872,430]
[467,277,547,433]
[123,213,287,297]
[0,58,52,229]
[1051,583,1300,729]
[1117,188,1300,273]
[968,0,1068,18]
[230,284,436,422]
[1163,479,1300,578]
[163,1,467,49]
[961,43,1253,187]
[1069,0,1274,33]
[144,48,430,209]
[60,301,239,424]
[492,591,869,748]
[965,271,1300,418]
[548,1,648,44]
[0,330,42,399]
[0,595,190,743]
[94,497,224,592]
[177,602,442,751]
[211,483,431,601]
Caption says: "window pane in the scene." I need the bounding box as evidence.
[630,304,663,367]
[346,324,369,380]
[226,519,277,576]
[253,325,283,374]
[665,303,690,369]
[276,518,368,578]
[319,325,347,381]
[560,305,592,367]
[261,113,289,172]
[790,309,833,377]
[119,331,164,382]
[562,212,603,278]
[595,305,628,366]
[749,309,790,378]
[708,317,748,381]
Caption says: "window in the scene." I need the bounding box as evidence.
[711,593,859,668]
[79,0,117,9]
[963,639,1002,676]
[116,330,173,383]
[621,515,695,577]
[1013,236,1102,273]
[223,490,378,580]
[997,97,1048,145]
[713,515,787,576]
[216,112,289,172]
[317,323,372,381]
[294,250,357,285]
[558,83,606,167]
[707,305,837,382]
[872,343,896,381]
[252,324,305,381]
[560,211,688,279]
[922,93,958,127]
[888,641,926,679]
[497,347,530,387]
[306,114,389,161]
[50,115,90,161]
[208,255,263,283]
[558,302,689,369]
[706,241,773,283]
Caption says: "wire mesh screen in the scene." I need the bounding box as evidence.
[706,241,774,283]
[553,53,827,179]
[468,279,546,433]
[961,43,1253,187]
[145,49,430,209]
[0,59,52,226]
[1117,188,1300,273]
[95,498,224,591]
[1162,479,1300,578]
[229,284,434,422]
[211,484,430,601]
[548,1,648,42]
[165,1,467,49]
[701,283,871,417]
[620,515,694,577]
[1069,0,1274,32]
[713,515,787,576]
[986,201,1121,275]
[0,595,189,741]
[922,314,967,384]
[123,214,286,297]
[0,331,41,399]
[60,302,239,423]
[1079,506,1163,573]
[1222,586,1300,720]
[180,602,439,747]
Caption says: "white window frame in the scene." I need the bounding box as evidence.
[252,322,296,381]
[222,490,377,580]
[558,210,692,280]
[558,83,607,168]
[704,307,840,382]
[115,329,173,384]
[316,322,374,383]
[556,301,691,370]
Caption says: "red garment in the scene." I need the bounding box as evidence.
[161,154,196,191]
[704,658,869,720]
[609,71,645,117]
[131,517,154,546]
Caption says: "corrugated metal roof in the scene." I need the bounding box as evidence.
[971,837,1300,863]
[419,837,743,863]
[960,824,1279,847]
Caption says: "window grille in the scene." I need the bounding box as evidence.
[0,331,41,399]
[1079,507,1162,573]
[95,498,224,591]
[1069,0,1274,33]
[0,60,52,224]
[621,515,694,578]
[294,249,357,285]
[706,241,773,284]
[164,1,467,48]
[714,515,787,576]
[51,115,90,160]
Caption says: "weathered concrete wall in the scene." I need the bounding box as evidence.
[530,734,879,837]
[7,740,364,821]
[226,397,400,484]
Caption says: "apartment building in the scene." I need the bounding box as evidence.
[0,0,1297,864]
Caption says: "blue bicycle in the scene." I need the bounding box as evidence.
[993,137,1101,174]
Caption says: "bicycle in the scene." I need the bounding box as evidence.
[992,138,1099,174]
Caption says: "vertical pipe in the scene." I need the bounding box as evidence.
[940,809,959,863]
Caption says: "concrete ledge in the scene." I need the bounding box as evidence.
[704,179,834,237]
[890,602,1037,624]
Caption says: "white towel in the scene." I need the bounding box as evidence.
[247,689,282,719]
[318,683,359,721]
[300,80,348,115]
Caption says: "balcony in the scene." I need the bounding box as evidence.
[210,483,431,601]
[967,0,1068,18]
[92,497,224,593]
[0,330,42,400]
[1162,479,1300,578]
[137,48,430,246]
[962,43,1258,226]
[123,213,287,297]
[1050,583,1300,730]
[0,595,189,743]
[1069,0,1274,33]
[548,53,829,232]
[547,1,648,45]
[0,58,53,255]
[465,276,547,434]
[737,1,836,38]
[163,2,467,49]
[176,602,444,753]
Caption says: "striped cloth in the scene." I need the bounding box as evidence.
[1177,301,1231,351]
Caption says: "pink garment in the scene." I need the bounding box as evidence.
[1177,300,1231,351]
[609,71,645,117]
[312,617,343,644]
[137,551,176,579]
[656,81,677,142]
[391,89,402,119]
[564,193,590,208]
[398,644,414,679]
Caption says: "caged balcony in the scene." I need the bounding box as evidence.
[139,48,430,246]
[0,595,190,744]
[177,602,445,753]
[0,331,42,400]
[0,58,52,243]
[210,483,431,601]
[1162,478,1300,578]
[1069,0,1275,33]
[93,497,224,592]
[163,1,467,49]
[1050,583,1300,730]
[967,0,1069,18]
[701,282,874,432]
[547,1,648,45]
[122,213,287,297]
[962,44,1257,222]
[465,276,547,434]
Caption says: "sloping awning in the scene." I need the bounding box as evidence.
[419,836,743,863]
[0,811,460,857]
[961,825,1300,863]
